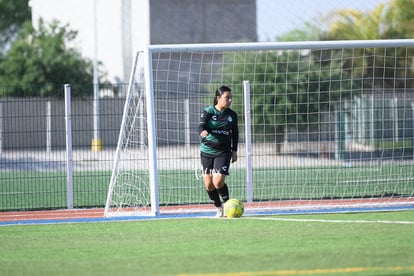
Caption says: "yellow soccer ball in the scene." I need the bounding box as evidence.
[224,198,244,218]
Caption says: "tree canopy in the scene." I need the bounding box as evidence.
[277,0,414,42]
[0,19,96,97]
[325,0,414,40]
[323,0,414,89]
[0,1,106,97]
[0,0,31,52]
[383,0,414,38]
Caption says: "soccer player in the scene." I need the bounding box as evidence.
[198,86,239,217]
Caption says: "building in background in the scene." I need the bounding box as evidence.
[30,0,256,84]
[149,0,256,44]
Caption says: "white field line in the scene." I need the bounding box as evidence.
[244,217,414,224]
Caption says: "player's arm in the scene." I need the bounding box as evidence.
[198,110,209,138]
[231,113,239,162]
[231,113,239,152]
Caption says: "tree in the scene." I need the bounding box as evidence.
[277,18,325,42]
[325,4,386,40]
[0,19,98,97]
[383,0,414,38]
[324,0,414,89]
[0,0,31,52]
[325,0,414,40]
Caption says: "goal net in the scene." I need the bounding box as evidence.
[105,40,414,217]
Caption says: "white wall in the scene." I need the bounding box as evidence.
[30,0,149,83]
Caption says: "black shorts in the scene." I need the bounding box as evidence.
[200,152,232,175]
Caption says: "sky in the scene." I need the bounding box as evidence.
[257,0,386,40]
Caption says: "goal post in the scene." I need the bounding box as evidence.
[105,39,414,217]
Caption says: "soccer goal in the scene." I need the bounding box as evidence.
[104,39,414,217]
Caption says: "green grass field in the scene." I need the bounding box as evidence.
[1,210,413,276]
[1,164,414,211]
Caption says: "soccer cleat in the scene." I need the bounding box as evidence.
[216,206,224,218]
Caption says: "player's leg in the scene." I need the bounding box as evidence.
[201,153,222,209]
[213,173,229,202]
[212,152,231,203]
[204,174,221,207]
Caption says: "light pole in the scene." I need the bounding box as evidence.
[92,0,102,151]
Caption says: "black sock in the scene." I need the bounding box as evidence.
[217,183,229,203]
[206,189,222,207]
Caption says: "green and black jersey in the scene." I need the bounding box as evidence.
[198,105,239,156]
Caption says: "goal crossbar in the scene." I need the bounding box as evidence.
[146,39,414,53]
